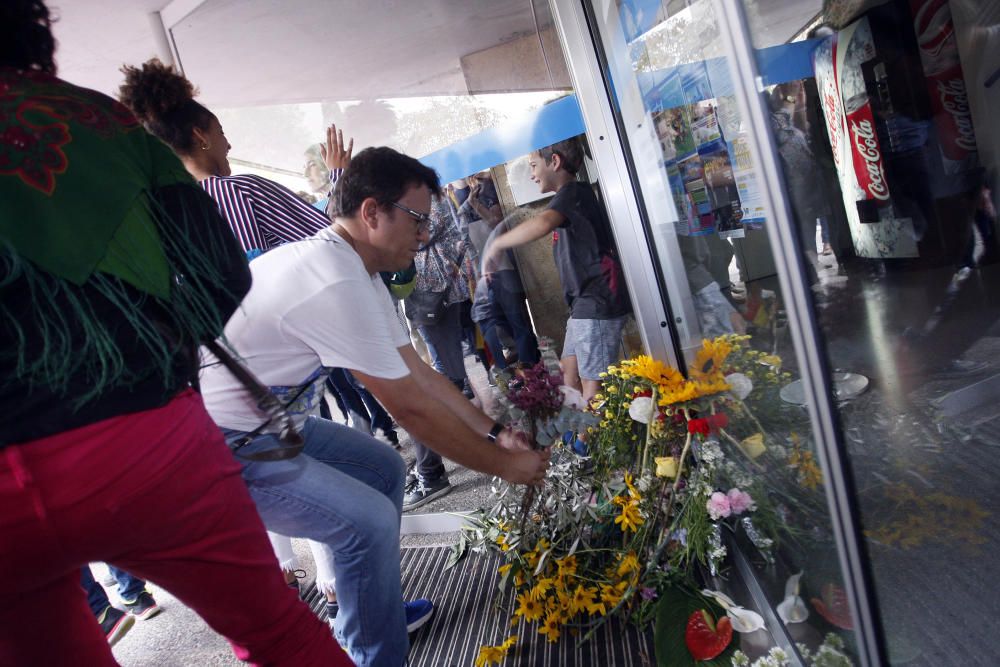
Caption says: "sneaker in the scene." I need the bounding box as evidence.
[98,606,135,646]
[404,466,419,493]
[405,599,434,633]
[402,476,452,511]
[122,591,162,620]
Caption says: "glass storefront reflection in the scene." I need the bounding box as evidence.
[744,1,1000,665]
[590,0,864,662]
[600,0,1000,664]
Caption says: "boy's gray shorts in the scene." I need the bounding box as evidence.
[562,315,629,381]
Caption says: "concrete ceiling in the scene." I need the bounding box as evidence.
[51,0,824,109]
[51,0,554,107]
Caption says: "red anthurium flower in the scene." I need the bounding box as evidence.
[685,609,733,660]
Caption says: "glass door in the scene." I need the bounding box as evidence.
[550,0,885,664]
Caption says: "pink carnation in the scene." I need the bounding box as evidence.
[727,488,755,515]
[706,491,731,520]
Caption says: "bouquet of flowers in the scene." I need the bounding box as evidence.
[457,335,850,666]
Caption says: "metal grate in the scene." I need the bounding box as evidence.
[302,546,656,666]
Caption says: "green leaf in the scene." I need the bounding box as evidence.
[445,536,468,570]
[653,584,737,667]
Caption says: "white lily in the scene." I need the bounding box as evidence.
[701,589,765,633]
[776,572,809,624]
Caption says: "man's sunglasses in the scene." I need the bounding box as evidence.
[390,202,432,233]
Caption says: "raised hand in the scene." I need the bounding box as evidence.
[319,123,354,171]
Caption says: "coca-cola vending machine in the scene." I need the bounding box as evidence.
[812,0,979,263]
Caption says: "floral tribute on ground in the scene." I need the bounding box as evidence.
[453,336,855,667]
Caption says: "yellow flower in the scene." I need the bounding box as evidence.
[614,500,644,533]
[568,585,597,616]
[555,554,577,577]
[535,537,550,552]
[538,611,562,643]
[600,583,624,607]
[740,433,766,459]
[529,577,554,601]
[654,456,678,478]
[496,535,510,552]
[616,551,640,578]
[474,635,519,666]
[607,385,618,394]
[474,646,505,666]
[624,472,640,499]
[623,355,686,389]
[514,592,545,622]
[689,338,733,382]
[586,596,608,616]
[498,563,512,578]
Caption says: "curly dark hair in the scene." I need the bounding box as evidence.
[331,147,441,219]
[118,58,214,155]
[0,0,57,73]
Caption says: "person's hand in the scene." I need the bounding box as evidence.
[470,180,482,200]
[499,447,551,486]
[496,427,532,451]
[320,124,354,171]
[481,242,502,276]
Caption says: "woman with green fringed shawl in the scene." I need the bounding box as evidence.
[0,2,349,665]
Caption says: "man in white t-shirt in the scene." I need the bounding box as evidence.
[199,146,549,667]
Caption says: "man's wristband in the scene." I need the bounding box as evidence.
[486,422,505,443]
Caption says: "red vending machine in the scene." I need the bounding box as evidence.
[812,0,980,264]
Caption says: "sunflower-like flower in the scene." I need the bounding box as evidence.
[514,591,545,622]
[538,610,562,643]
[688,338,733,382]
[568,585,598,616]
[554,554,577,578]
[626,355,685,385]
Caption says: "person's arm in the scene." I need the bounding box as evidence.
[207,175,331,249]
[468,184,503,226]
[353,348,548,485]
[482,209,565,272]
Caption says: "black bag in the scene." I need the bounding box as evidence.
[405,289,447,325]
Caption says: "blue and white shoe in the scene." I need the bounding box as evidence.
[404,599,434,633]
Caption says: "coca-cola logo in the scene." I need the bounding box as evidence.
[850,119,890,200]
[823,91,841,163]
[937,79,977,150]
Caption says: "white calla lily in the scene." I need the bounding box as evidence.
[727,606,765,633]
[700,589,764,633]
[777,572,809,624]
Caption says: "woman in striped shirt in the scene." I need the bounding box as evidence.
[119,59,347,254]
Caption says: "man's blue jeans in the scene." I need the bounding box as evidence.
[223,417,407,667]
[80,565,146,616]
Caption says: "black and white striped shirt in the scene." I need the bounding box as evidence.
[200,173,332,253]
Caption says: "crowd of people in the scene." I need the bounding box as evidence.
[0,2,633,665]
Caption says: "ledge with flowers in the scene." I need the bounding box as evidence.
[450,335,855,666]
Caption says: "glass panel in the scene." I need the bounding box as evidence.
[165,0,646,372]
[589,0,863,661]
[741,0,1000,664]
